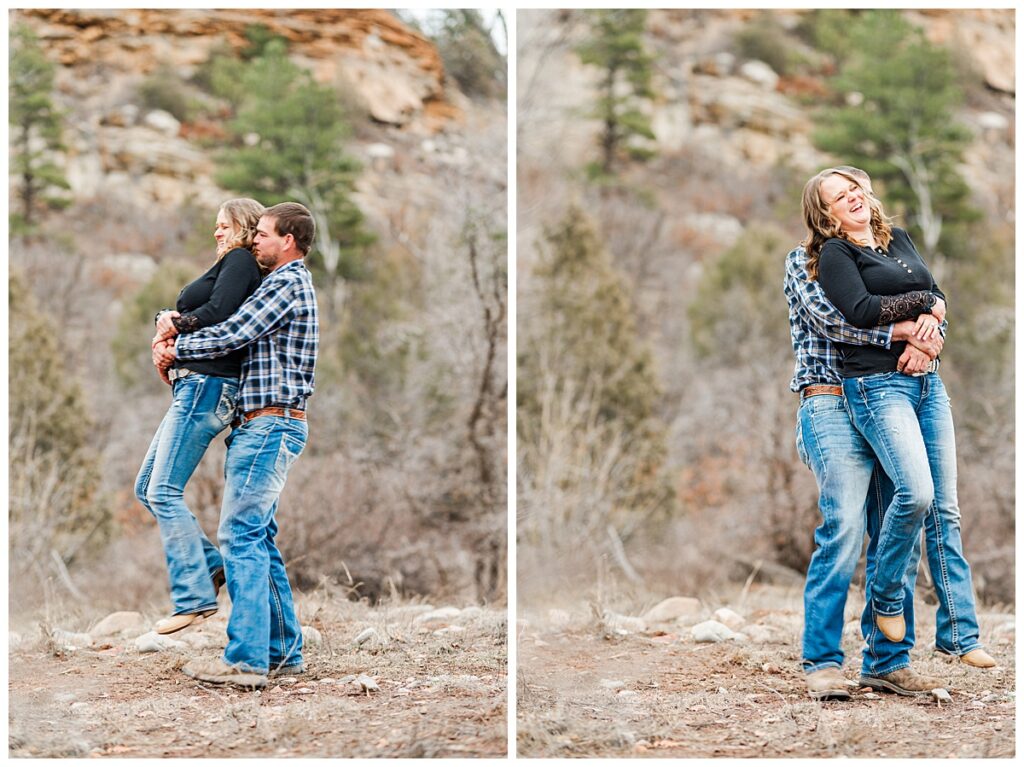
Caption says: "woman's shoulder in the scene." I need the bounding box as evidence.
[220,247,260,271]
[821,237,856,257]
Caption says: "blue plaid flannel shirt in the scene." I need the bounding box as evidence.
[784,245,894,392]
[175,260,319,414]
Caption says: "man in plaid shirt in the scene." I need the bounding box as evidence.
[786,167,950,699]
[155,202,318,688]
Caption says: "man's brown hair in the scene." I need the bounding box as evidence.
[265,202,316,256]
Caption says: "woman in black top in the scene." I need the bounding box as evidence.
[802,168,992,668]
[134,198,264,635]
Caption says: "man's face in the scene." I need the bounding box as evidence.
[253,215,287,270]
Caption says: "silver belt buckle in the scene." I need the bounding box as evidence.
[168,367,194,382]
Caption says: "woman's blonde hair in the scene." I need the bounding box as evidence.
[801,168,893,280]
[217,198,265,258]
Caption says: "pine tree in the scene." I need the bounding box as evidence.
[215,40,375,305]
[9,23,71,233]
[576,10,656,176]
[813,10,975,258]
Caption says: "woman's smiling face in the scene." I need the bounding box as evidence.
[820,173,871,233]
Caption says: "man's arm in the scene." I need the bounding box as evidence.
[785,252,893,348]
[172,276,296,362]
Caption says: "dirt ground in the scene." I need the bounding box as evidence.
[9,594,507,758]
[517,585,1014,758]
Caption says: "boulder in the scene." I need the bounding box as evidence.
[739,60,780,91]
[712,608,745,631]
[642,597,702,624]
[691,620,737,643]
[142,109,181,136]
[90,611,147,637]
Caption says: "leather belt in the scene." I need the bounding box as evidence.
[801,384,843,399]
[232,407,307,428]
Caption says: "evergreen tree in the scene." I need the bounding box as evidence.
[576,10,656,176]
[215,40,375,304]
[813,10,975,258]
[9,23,70,233]
[519,207,673,520]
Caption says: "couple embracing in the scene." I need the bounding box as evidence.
[786,165,995,701]
[135,199,318,689]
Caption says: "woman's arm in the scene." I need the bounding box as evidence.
[817,243,936,328]
[172,248,262,334]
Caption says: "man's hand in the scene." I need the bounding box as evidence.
[931,296,946,323]
[905,331,943,359]
[897,344,932,375]
[154,311,181,344]
[152,338,176,371]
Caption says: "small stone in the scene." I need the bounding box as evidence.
[319,678,337,685]
[643,597,702,624]
[603,611,646,633]
[354,674,380,693]
[294,687,315,695]
[51,629,94,651]
[600,679,626,690]
[863,692,881,700]
[70,702,89,712]
[414,607,462,625]
[691,620,737,643]
[90,611,146,637]
[354,628,379,646]
[366,142,395,160]
[712,608,745,631]
[301,626,323,647]
[932,688,953,703]
[617,690,639,699]
[135,631,185,653]
[143,109,181,136]
[433,626,465,636]
[739,60,780,90]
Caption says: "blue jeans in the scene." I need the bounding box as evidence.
[844,372,981,654]
[219,416,306,674]
[796,393,914,674]
[135,374,236,615]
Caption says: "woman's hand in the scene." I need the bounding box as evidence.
[154,311,181,344]
[913,312,940,341]
[930,296,946,323]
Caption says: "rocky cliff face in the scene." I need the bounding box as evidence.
[522,9,1014,172]
[14,9,469,212]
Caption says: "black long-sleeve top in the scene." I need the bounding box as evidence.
[168,247,262,378]
[817,228,944,377]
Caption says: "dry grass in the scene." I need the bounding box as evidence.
[9,590,507,758]
[517,583,1014,758]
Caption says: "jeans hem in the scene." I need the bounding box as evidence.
[935,642,982,657]
[860,660,910,678]
[803,661,842,674]
[174,601,218,616]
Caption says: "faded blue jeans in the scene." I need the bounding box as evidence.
[844,372,981,655]
[135,373,236,615]
[796,393,914,675]
[219,415,306,674]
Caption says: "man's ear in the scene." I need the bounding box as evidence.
[284,233,296,253]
